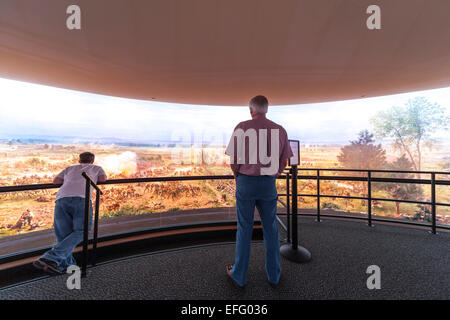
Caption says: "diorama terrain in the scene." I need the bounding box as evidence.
[0,143,449,239]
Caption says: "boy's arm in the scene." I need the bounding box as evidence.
[53,168,65,184]
[53,177,64,184]
[97,167,107,183]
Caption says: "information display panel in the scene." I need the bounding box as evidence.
[289,140,300,166]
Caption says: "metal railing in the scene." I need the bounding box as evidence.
[81,172,102,277]
[287,168,450,233]
[0,168,449,273]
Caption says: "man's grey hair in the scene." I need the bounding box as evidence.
[249,95,269,114]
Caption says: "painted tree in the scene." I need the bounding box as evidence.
[337,130,386,170]
[371,97,449,176]
[337,130,386,202]
[384,154,423,217]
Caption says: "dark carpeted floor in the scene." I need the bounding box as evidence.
[1,218,449,300]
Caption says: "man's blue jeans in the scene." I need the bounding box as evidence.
[42,197,92,272]
[231,175,281,286]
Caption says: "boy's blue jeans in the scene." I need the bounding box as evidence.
[231,174,281,286]
[41,197,92,272]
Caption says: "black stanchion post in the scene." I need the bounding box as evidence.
[291,166,298,249]
[81,178,90,278]
[280,165,311,262]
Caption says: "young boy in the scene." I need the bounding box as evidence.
[33,152,107,275]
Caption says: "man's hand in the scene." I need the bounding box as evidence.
[98,174,107,183]
[230,164,239,179]
[278,159,288,176]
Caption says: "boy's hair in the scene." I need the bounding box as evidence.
[79,152,95,164]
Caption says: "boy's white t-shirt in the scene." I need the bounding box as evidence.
[55,164,106,200]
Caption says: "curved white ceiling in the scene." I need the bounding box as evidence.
[0,0,449,105]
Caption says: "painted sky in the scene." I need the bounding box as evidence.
[0,77,449,145]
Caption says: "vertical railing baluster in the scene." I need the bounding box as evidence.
[82,178,90,278]
[92,190,100,266]
[368,170,372,227]
[286,170,291,243]
[431,173,436,234]
[316,169,321,222]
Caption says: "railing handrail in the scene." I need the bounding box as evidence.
[1,170,450,193]
[294,175,450,185]
[0,174,236,193]
[297,168,450,175]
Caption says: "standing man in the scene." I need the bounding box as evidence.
[225,95,293,287]
[33,152,107,275]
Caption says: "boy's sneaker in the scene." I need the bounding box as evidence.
[33,258,62,275]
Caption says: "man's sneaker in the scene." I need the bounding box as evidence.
[226,264,245,288]
[268,275,282,287]
[33,258,62,275]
